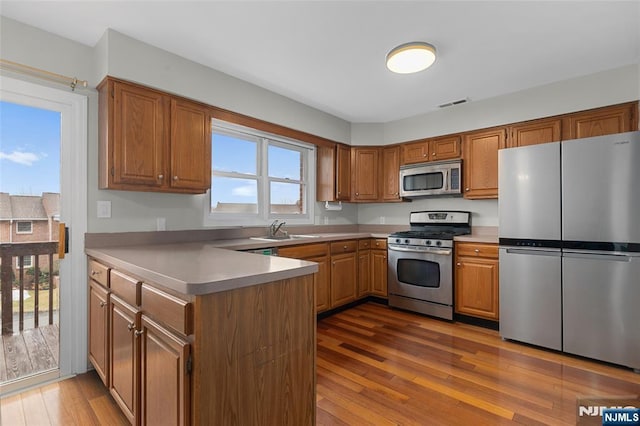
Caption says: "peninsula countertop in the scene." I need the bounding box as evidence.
[86,242,318,296]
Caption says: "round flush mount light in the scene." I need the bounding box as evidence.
[386,42,436,74]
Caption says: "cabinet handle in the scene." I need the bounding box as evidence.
[99,301,107,308]
[474,249,480,253]
[343,245,348,249]
[173,176,179,181]
[456,262,461,266]
[91,270,101,276]
[127,323,135,331]
[158,174,164,180]
[383,256,386,260]
[432,152,436,156]
[134,330,144,337]
[355,192,359,196]
[465,187,470,191]
[332,262,336,265]
[423,153,427,157]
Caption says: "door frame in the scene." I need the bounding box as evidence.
[0,76,88,386]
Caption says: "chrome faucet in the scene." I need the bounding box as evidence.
[269,220,286,237]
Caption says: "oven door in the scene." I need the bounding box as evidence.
[387,244,452,305]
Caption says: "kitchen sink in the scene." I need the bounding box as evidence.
[249,234,321,242]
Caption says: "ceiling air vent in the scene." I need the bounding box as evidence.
[438,98,468,108]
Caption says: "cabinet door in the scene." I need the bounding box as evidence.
[455,257,499,320]
[169,99,211,192]
[401,140,430,165]
[351,147,379,201]
[109,295,140,424]
[357,249,371,298]
[336,144,352,201]
[140,316,190,426]
[563,103,637,140]
[430,135,461,161]
[371,250,388,297]
[508,118,561,148]
[112,81,166,187]
[330,252,357,307]
[308,255,331,312]
[316,144,337,202]
[463,128,506,199]
[89,280,109,386]
[381,146,401,201]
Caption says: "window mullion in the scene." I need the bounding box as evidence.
[260,138,269,220]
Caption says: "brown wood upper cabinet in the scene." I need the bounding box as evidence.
[562,102,638,140]
[381,146,401,201]
[462,128,506,199]
[508,118,562,148]
[98,77,211,194]
[316,143,351,202]
[401,135,461,165]
[351,147,379,201]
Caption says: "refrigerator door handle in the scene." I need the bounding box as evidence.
[504,248,562,257]
[563,251,634,261]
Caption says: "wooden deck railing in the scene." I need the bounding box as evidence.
[0,242,59,335]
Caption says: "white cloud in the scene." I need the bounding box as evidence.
[0,151,41,166]
[232,185,256,197]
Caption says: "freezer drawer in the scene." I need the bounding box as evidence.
[499,248,562,351]
[563,251,640,370]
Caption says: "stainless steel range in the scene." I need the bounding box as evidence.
[387,211,471,320]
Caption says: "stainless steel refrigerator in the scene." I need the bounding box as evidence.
[498,130,640,371]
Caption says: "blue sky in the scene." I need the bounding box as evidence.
[0,101,60,195]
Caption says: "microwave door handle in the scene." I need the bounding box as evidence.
[444,169,449,191]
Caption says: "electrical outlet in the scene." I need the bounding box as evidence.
[97,200,111,218]
[380,216,386,224]
[156,217,166,231]
[323,216,329,225]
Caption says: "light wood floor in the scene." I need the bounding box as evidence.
[2,302,639,425]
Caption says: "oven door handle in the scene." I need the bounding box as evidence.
[388,245,452,256]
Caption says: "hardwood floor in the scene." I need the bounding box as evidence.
[2,302,639,425]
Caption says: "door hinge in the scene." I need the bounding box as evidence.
[186,354,192,374]
[110,166,114,176]
[110,88,114,98]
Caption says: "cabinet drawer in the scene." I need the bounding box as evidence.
[141,284,193,336]
[111,269,141,306]
[456,243,498,258]
[358,239,372,250]
[372,239,387,250]
[330,240,358,254]
[278,242,328,259]
[88,259,110,287]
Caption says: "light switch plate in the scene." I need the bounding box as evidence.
[97,200,111,218]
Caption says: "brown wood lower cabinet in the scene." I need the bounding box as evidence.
[88,256,315,425]
[330,252,357,307]
[454,242,499,320]
[88,280,109,386]
[278,243,331,313]
[371,248,388,297]
[357,247,371,298]
[109,295,140,424]
[140,315,190,426]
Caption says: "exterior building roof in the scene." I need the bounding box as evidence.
[0,192,60,220]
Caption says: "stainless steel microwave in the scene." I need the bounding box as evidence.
[399,159,462,197]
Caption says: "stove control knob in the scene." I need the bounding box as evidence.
[404,239,410,244]
[436,241,442,247]
[395,238,401,244]
[425,240,431,246]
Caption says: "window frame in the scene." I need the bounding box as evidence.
[16,221,33,234]
[205,120,315,227]
[16,255,34,268]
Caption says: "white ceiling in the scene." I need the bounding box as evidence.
[2,1,639,123]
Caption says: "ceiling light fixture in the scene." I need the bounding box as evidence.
[386,42,436,74]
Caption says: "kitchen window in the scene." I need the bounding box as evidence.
[205,121,315,226]
[16,221,33,234]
